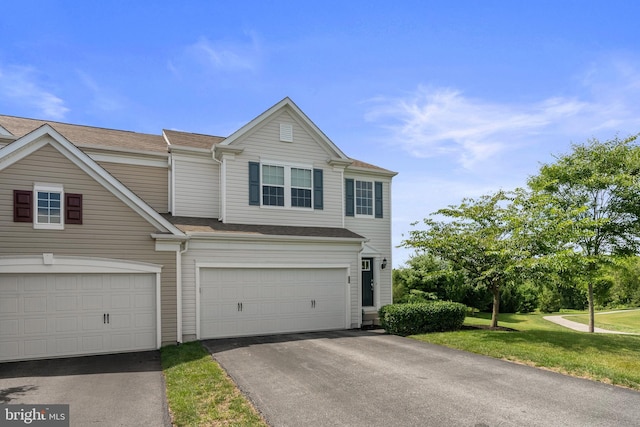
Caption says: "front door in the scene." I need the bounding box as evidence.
[361,258,374,307]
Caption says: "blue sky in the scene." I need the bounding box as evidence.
[2,1,640,266]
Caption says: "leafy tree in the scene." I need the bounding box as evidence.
[402,190,537,327]
[529,135,640,331]
[392,254,466,303]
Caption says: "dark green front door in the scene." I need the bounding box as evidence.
[361,258,374,307]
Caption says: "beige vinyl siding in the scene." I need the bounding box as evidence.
[173,154,219,218]
[224,110,343,227]
[99,161,169,213]
[180,239,361,340]
[0,142,177,344]
[345,177,394,308]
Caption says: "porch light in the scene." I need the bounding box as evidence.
[381,258,387,269]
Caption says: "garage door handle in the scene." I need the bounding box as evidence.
[107,313,110,324]
[104,313,106,324]
[237,302,243,312]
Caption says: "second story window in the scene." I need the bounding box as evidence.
[291,168,312,208]
[249,161,323,210]
[34,183,64,230]
[262,165,285,206]
[355,180,373,216]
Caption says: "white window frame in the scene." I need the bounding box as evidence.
[34,183,64,230]
[355,180,374,217]
[260,160,314,210]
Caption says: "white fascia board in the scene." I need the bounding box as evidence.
[345,166,398,178]
[0,254,163,274]
[87,150,169,168]
[196,262,352,270]
[219,97,350,160]
[0,125,184,237]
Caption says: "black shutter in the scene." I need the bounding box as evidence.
[14,190,33,222]
[375,182,383,218]
[345,178,354,217]
[313,169,323,210]
[248,162,260,206]
[66,193,83,224]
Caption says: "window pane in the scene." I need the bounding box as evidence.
[291,188,311,208]
[262,185,284,206]
[291,168,311,188]
[262,165,284,185]
[35,190,63,224]
[356,181,373,215]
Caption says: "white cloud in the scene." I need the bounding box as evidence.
[0,65,69,119]
[173,32,263,75]
[76,70,124,112]
[366,59,640,169]
[366,86,590,168]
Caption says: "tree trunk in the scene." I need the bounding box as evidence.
[491,286,500,328]
[588,281,595,333]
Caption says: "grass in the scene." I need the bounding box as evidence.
[566,309,640,334]
[160,341,267,427]
[412,311,640,390]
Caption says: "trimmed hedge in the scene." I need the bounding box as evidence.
[378,302,467,336]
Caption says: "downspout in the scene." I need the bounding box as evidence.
[176,240,189,344]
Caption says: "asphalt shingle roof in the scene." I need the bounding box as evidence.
[162,215,365,239]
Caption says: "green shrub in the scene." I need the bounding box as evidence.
[378,302,467,336]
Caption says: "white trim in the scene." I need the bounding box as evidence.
[195,262,351,339]
[0,125,184,236]
[88,151,168,168]
[219,97,350,161]
[33,183,65,230]
[176,250,182,343]
[186,232,365,244]
[0,255,162,274]
[0,124,12,136]
[259,160,314,210]
[0,255,163,349]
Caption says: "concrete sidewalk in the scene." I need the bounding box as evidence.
[544,310,640,335]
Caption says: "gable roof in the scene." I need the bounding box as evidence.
[0,100,396,175]
[218,97,351,161]
[0,124,185,236]
[0,114,167,154]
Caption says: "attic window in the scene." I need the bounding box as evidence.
[279,124,293,142]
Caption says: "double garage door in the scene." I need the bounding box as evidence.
[200,267,348,339]
[0,273,156,362]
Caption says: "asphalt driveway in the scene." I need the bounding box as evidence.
[204,329,640,427]
[0,351,171,426]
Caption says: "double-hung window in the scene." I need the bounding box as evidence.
[261,162,313,209]
[290,168,312,208]
[262,165,285,206]
[355,180,373,216]
[34,183,64,229]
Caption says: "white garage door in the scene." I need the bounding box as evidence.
[200,268,347,339]
[0,273,156,362]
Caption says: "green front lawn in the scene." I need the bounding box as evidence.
[567,309,640,334]
[412,312,640,390]
[161,341,267,427]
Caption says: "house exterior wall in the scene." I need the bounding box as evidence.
[172,152,219,218]
[0,142,177,344]
[180,238,361,341]
[223,110,344,227]
[344,175,394,308]
[98,161,169,213]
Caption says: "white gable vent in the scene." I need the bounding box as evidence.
[280,123,293,142]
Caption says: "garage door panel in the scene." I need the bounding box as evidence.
[200,267,347,339]
[0,273,156,362]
